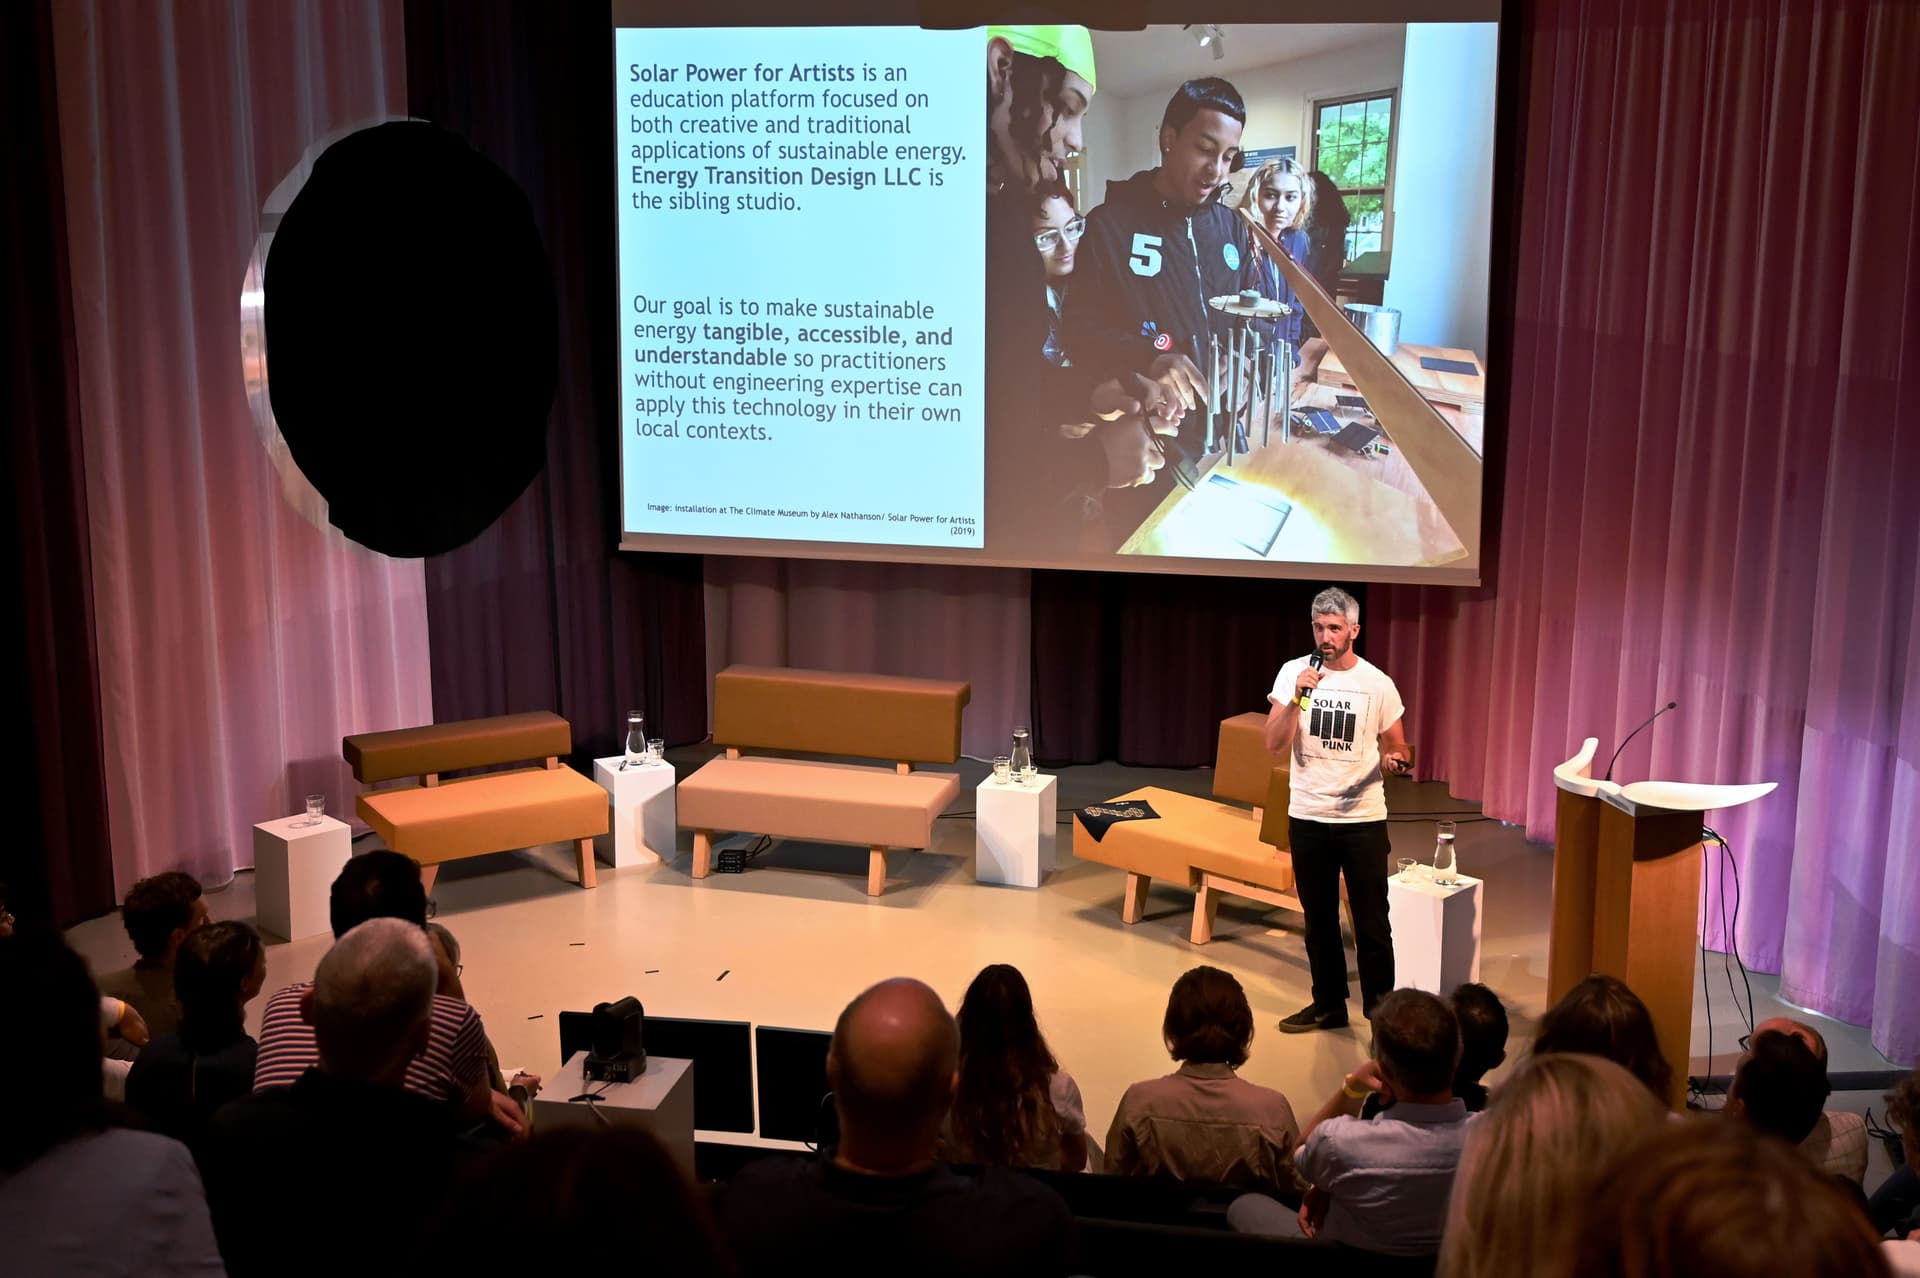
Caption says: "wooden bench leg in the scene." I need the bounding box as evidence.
[1190,880,1219,945]
[419,864,439,895]
[867,847,887,897]
[1121,873,1149,925]
[576,837,597,889]
[692,831,713,879]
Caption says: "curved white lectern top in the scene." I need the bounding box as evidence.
[1554,737,1776,815]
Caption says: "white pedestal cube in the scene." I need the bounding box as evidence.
[253,814,353,941]
[533,1051,695,1178]
[1388,870,1483,995]
[975,773,1058,888]
[592,755,677,868]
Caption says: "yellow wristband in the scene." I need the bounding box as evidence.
[1342,1077,1373,1101]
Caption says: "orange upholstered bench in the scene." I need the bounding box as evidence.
[343,712,607,890]
[678,666,970,897]
[1073,712,1303,943]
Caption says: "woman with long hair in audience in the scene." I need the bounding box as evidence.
[126,920,267,1152]
[0,932,225,1272]
[1570,1120,1892,1277]
[1439,1052,1667,1278]
[947,963,1088,1171]
[1531,973,1673,1103]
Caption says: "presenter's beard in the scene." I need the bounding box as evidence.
[1320,640,1351,663]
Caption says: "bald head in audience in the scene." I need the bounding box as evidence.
[827,978,961,1175]
[301,918,437,1086]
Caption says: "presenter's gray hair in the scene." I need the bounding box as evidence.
[1311,587,1360,623]
[312,916,437,1080]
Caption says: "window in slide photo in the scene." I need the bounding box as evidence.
[1314,92,1396,261]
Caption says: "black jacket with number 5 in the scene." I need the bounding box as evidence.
[1060,167,1270,452]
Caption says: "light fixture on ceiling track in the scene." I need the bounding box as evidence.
[1184,24,1226,61]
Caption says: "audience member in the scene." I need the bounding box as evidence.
[1438,1053,1667,1278]
[427,920,540,1105]
[423,1127,726,1274]
[1364,981,1510,1120]
[201,918,475,1277]
[1532,973,1673,1104]
[1728,1028,1828,1145]
[1105,966,1305,1197]
[948,963,1088,1172]
[1873,1069,1920,1239]
[1749,1016,1870,1184]
[1450,982,1510,1112]
[97,870,207,1046]
[0,932,225,1276]
[251,850,519,1136]
[126,921,267,1151]
[720,977,1075,1276]
[1234,988,1466,1256]
[1568,1120,1891,1278]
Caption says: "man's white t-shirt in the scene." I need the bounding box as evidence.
[1269,655,1406,823]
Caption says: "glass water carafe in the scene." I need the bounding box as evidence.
[1010,726,1034,784]
[625,710,647,767]
[1432,820,1458,885]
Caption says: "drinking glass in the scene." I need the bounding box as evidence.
[646,738,665,765]
[992,756,1012,784]
[1397,857,1418,881]
[303,794,325,827]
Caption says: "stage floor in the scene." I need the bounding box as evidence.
[65,753,1904,1183]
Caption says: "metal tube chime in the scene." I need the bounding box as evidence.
[1206,332,1222,454]
[1249,325,1265,453]
[1279,334,1294,444]
[1227,322,1242,464]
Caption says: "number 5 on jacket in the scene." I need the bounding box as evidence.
[1129,233,1162,276]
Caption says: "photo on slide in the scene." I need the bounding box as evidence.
[614,10,1496,583]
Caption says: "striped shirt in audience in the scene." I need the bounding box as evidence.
[251,982,489,1110]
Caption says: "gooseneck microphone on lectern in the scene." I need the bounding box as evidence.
[1603,701,1678,782]
[1294,651,1325,711]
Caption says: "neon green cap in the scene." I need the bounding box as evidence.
[986,24,1097,94]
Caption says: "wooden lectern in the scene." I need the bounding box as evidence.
[1548,739,1775,1109]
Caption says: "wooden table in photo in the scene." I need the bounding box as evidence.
[1315,342,1486,456]
[1117,382,1470,567]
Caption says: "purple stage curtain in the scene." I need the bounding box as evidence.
[49,1,432,892]
[405,0,709,756]
[1029,572,1350,768]
[1377,0,1920,1063]
[704,557,1031,762]
[3,0,114,926]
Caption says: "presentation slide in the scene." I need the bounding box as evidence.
[614,9,1498,583]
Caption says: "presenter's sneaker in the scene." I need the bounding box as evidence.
[1278,1003,1349,1034]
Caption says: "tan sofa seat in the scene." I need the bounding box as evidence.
[357,766,608,866]
[679,757,959,850]
[1074,785,1295,885]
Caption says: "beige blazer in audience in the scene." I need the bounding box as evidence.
[1105,1062,1306,1195]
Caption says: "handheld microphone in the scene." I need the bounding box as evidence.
[1603,701,1678,782]
[1294,651,1325,711]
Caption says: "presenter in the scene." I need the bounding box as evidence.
[1264,587,1411,1033]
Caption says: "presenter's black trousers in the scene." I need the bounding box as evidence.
[1289,816,1395,1015]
